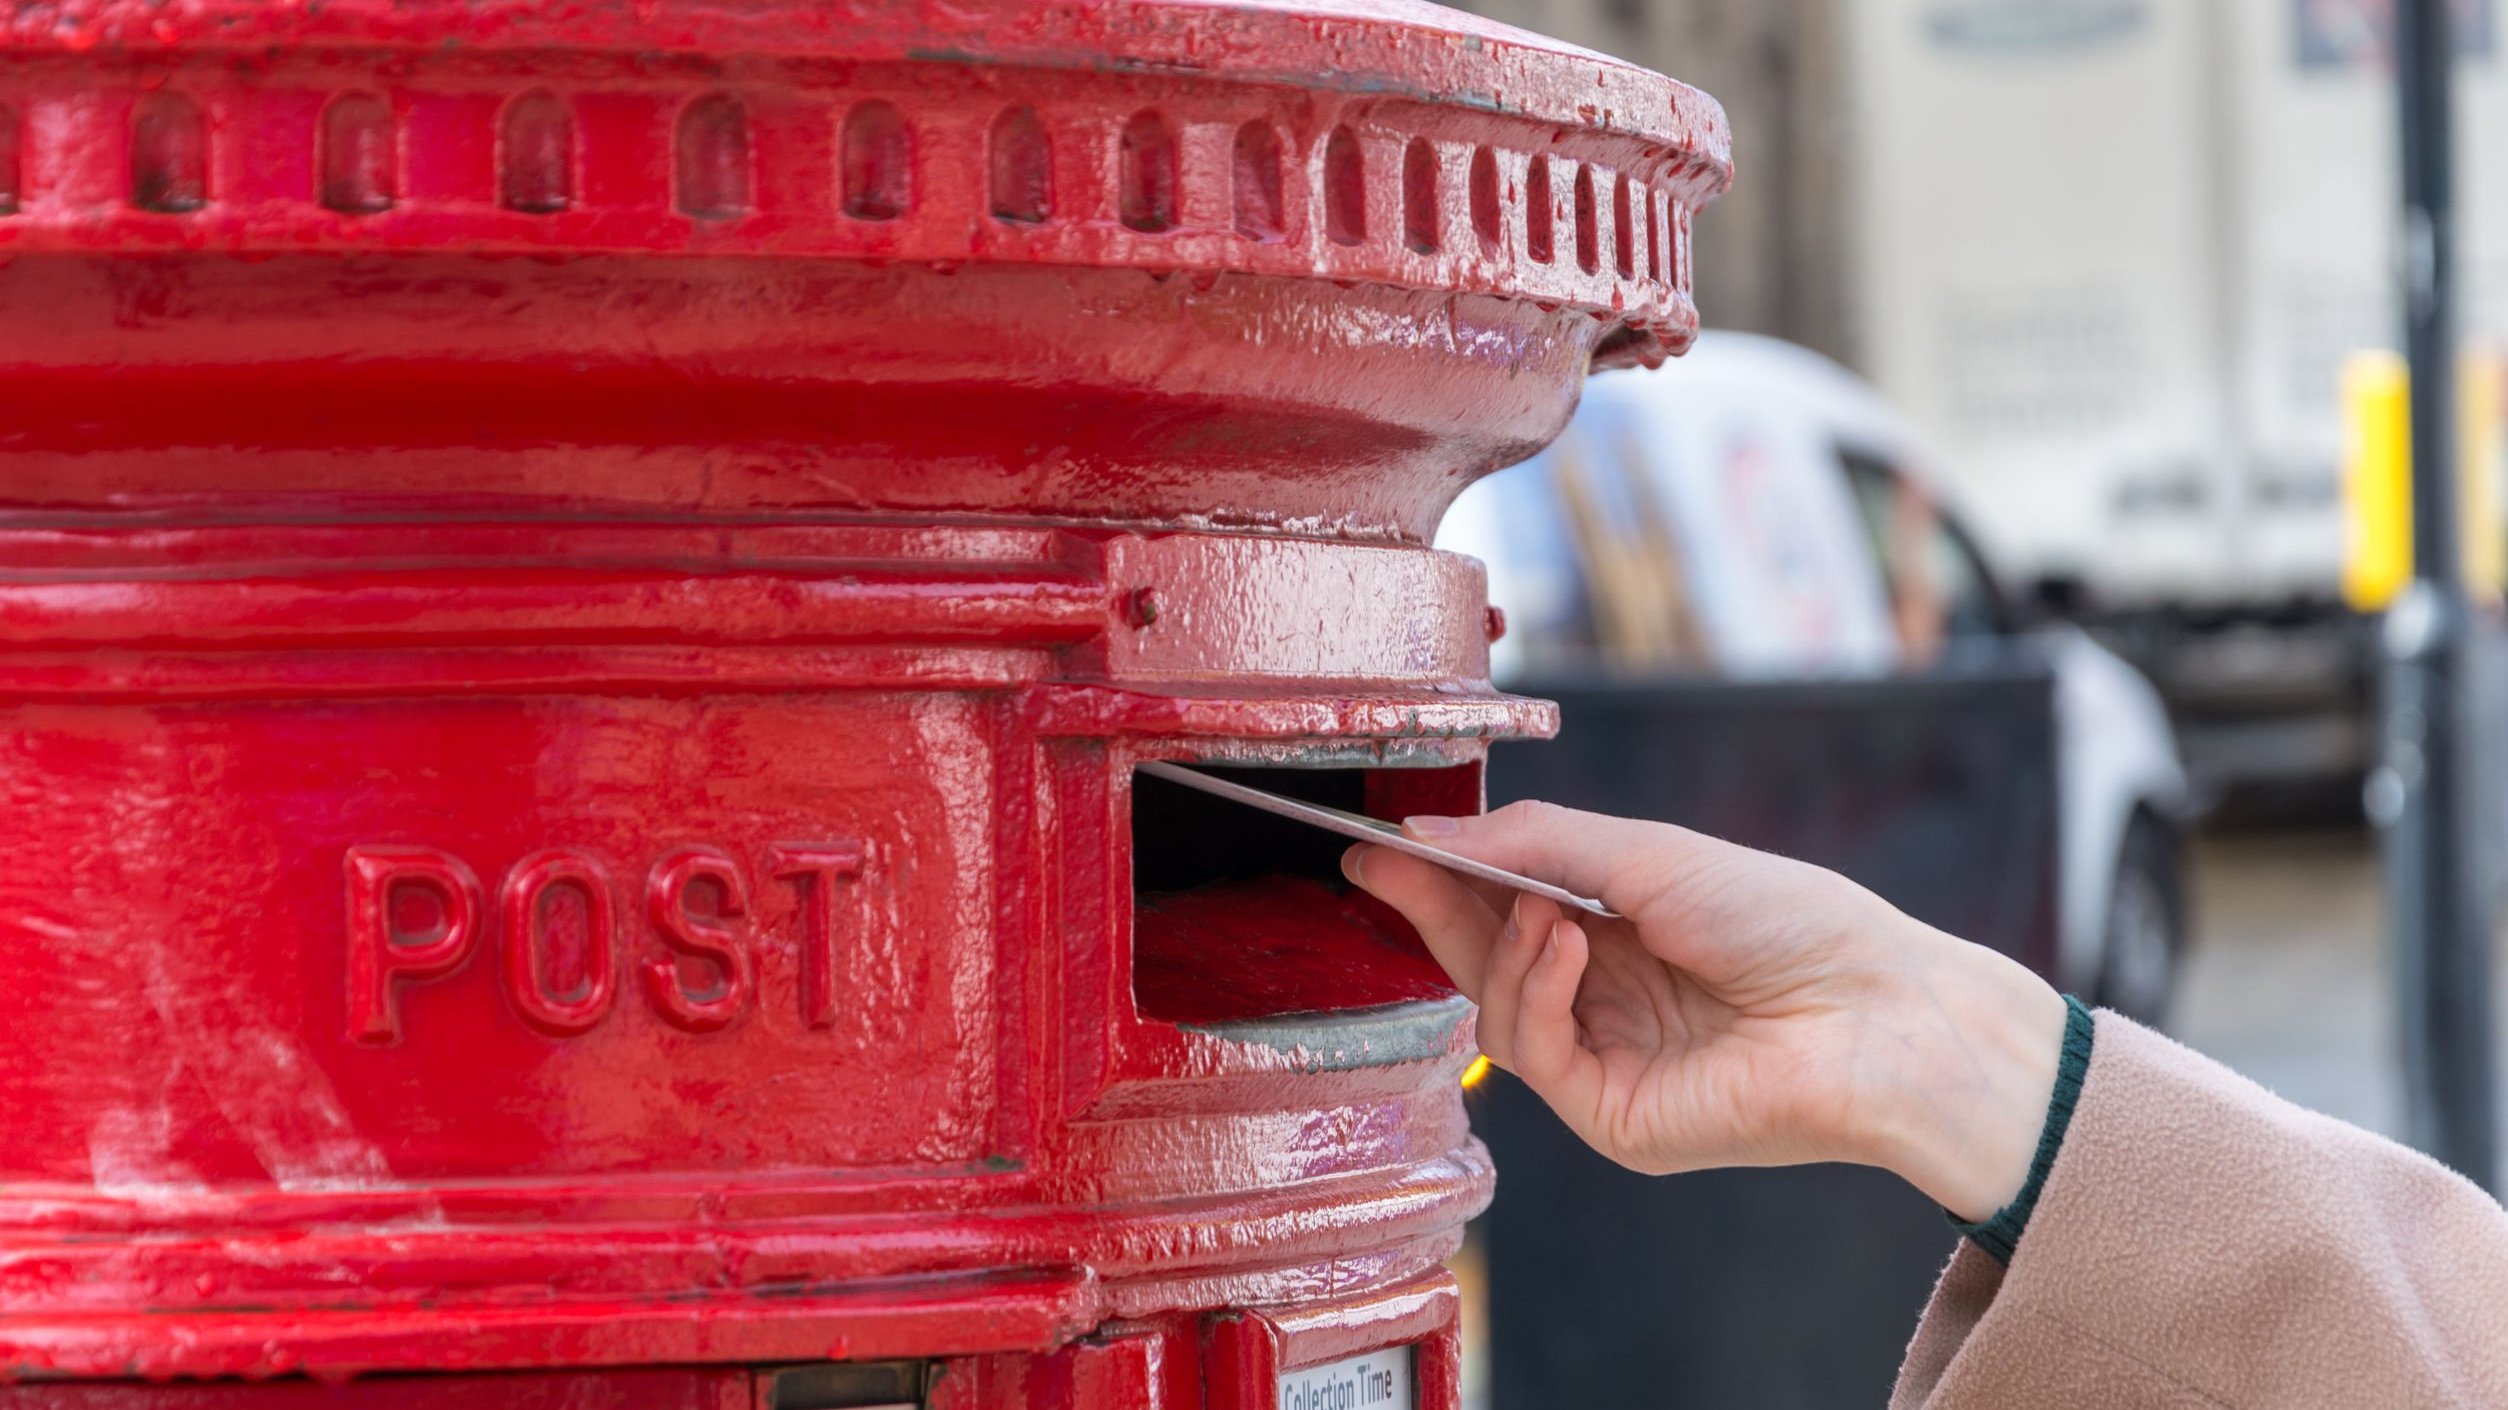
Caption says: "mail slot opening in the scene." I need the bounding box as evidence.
[766,1360,929,1409]
[1129,762,1477,1025]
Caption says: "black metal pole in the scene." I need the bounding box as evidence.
[2382,0,2495,1187]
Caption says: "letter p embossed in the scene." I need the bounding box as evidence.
[346,845,486,1044]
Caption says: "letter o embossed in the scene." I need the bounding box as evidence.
[500,849,618,1036]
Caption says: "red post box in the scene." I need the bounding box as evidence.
[0,2,1727,1404]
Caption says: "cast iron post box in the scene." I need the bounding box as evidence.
[0,2,1727,1404]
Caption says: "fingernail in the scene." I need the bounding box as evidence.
[1340,845,1369,888]
[1403,814,1461,838]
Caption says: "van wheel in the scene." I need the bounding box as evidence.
[2095,815,2184,1026]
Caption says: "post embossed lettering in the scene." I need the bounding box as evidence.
[348,840,871,1039]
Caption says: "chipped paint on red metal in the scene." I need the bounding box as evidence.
[0,1,1727,1403]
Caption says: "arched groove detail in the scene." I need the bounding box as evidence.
[1612,171,1635,279]
[1647,188,1665,282]
[676,93,752,220]
[1401,137,1439,254]
[1323,125,1365,247]
[132,92,209,213]
[1119,110,1177,233]
[1467,146,1501,256]
[842,100,912,221]
[320,92,396,215]
[1572,163,1598,274]
[989,106,1053,224]
[1525,155,1554,264]
[0,105,21,216]
[500,90,573,214]
[1231,121,1285,241]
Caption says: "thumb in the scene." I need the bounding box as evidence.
[1405,800,1700,915]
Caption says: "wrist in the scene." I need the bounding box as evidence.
[1847,928,2069,1222]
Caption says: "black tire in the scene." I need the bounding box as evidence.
[2094,812,2185,1026]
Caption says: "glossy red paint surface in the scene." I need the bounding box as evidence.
[0,1,1725,1403]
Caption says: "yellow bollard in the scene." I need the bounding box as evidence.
[2341,347,2508,611]
[2343,349,2414,612]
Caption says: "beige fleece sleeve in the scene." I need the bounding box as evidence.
[1890,1011,2508,1409]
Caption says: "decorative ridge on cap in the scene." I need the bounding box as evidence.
[0,0,1732,365]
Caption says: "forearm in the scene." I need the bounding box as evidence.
[1839,923,2069,1224]
[1898,1012,2508,1408]
[1347,800,2508,1407]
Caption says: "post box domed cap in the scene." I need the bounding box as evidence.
[0,0,1730,366]
[1,0,1726,148]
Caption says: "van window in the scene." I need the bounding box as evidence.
[1840,448,2007,664]
[1550,424,1705,673]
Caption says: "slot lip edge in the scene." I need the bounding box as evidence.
[1175,994,1474,1071]
[1134,761,1617,918]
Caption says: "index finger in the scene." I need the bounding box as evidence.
[1342,842,1505,1000]
[1401,801,1708,916]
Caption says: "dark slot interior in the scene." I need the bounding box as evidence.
[766,1361,927,1409]
[1131,764,1368,897]
[1129,763,1474,1026]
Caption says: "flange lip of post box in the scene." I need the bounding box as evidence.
[0,0,1728,1397]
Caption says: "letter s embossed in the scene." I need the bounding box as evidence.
[644,847,755,1033]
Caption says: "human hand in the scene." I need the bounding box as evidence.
[1342,802,2068,1222]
